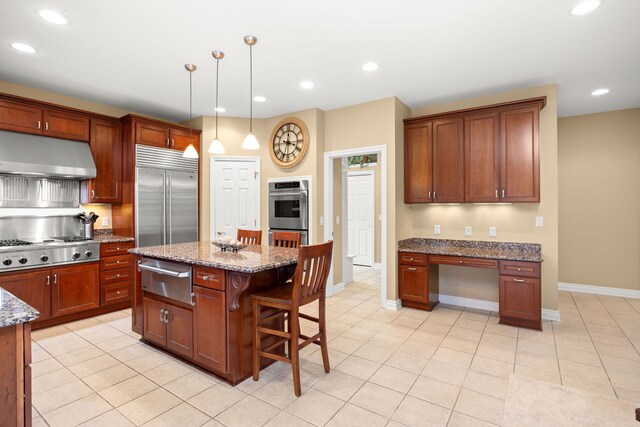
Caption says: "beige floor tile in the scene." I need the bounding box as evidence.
[594,342,640,361]
[56,345,105,366]
[517,339,557,357]
[391,395,451,426]
[68,354,120,378]
[96,334,140,353]
[163,370,218,400]
[75,324,126,344]
[384,350,430,374]
[454,389,505,425]
[348,382,404,418]
[31,325,71,341]
[408,376,460,409]
[32,368,78,393]
[607,370,640,392]
[64,318,103,332]
[556,345,603,367]
[110,342,156,362]
[125,351,174,373]
[367,333,406,350]
[483,322,519,338]
[142,360,192,385]
[262,411,314,427]
[83,363,138,391]
[422,359,468,386]
[94,310,130,323]
[31,417,49,427]
[431,347,473,369]
[328,336,365,354]
[397,339,438,358]
[440,336,479,354]
[601,354,640,376]
[368,365,417,394]
[454,318,488,332]
[188,383,247,417]
[379,324,416,339]
[475,342,516,363]
[215,396,279,427]
[448,411,499,427]
[470,355,514,380]
[117,388,181,425]
[235,370,276,394]
[555,335,597,353]
[562,376,617,399]
[252,376,302,409]
[78,409,135,426]
[305,348,348,368]
[31,347,52,363]
[340,326,378,341]
[514,364,562,384]
[282,359,330,388]
[515,351,559,373]
[334,355,381,380]
[142,402,211,426]
[616,387,640,404]
[42,394,112,427]
[352,342,395,363]
[449,325,484,341]
[312,370,365,401]
[285,389,345,426]
[33,380,94,414]
[43,336,93,357]
[31,357,64,377]
[325,402,388,427]
[463,370,509,400]
[99,375,159,407]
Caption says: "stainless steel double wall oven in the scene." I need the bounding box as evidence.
[268,179,309,245]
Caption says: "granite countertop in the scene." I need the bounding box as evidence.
[0,288,40,327]
[94,235,135,244]
[398,238,542,262]
[129,241,298,273]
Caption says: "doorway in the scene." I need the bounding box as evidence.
[210,157,261,240]
[347,170,374,267]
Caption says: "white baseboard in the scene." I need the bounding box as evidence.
[373,263,382,270]
[439,294,561,321]
[558,282,640,299]
[332,282,345,294]
[385,299,402,310]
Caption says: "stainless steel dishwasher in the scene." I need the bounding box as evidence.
[139,257,193,305]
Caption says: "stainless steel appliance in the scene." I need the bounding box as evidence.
[139,257,193,305]
[268,179,309,245]
[135,145,198,247]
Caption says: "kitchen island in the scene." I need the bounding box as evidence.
[129,241,297,384]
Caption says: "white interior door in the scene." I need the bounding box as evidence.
[347,171,374,267]
[211,158,259,240]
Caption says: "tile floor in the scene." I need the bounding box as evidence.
[29,266,640,426]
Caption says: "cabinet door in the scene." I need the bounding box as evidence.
[499,105,540,202]
[465,112,500,202]
[132,256,143,335]
[42,110,90,141]
[0,270,51,321]
[170,128,196,151]
[0,99,42,135]
[432,117,464,202]
[404,124,433,203]
[143,297,166,346]
[51,263,99,317]
[192,286,227,372]
[83,119,122,203]
[135,121,170,148]
[166,304,193,358]
[499,276,541,322]
[398,265,429,303]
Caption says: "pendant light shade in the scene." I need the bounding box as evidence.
[241,35,259,150]
[183,63,199,159]
[208,50,225,155]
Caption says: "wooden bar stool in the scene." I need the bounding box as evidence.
[271,231,302,248]
[237,229,262,245]
[251,241,333,396]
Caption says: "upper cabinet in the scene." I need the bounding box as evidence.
[0,98,90,141]
[134,118,199,151]
[404,97,545,204]
[81,118,123,203]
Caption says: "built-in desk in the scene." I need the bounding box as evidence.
[398,238,543,330]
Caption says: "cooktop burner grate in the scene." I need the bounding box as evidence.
[0,239,33,247]
[50,236,91,242]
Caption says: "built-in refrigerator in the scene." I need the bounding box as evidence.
[135,145,198,247]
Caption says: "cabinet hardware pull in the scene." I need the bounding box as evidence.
[46,275,50,285]
[53,274,57,284]
[459,260,463,264]
[116,260,120,264]
[409,258,413,261]
[191,292,196,306]
[433,191,436,199]
[502,190,505,198]
[202,275,209,280]
[171,139,175,146]
[137,260,141,272]
[160,308,165,322]
[428,191,431,199]
[166,137,170,146]
[37,120,41,129]
[116,291,120,295]
[116,247,120,250]
[164,310,169,323]
[514,278,525,282]
[45,122,49,131]
[91,190,95,198]
[517,268,521,271]
[495,189,498,198]
[408,267,417,271]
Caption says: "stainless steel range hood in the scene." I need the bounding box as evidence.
[0,130,96,179]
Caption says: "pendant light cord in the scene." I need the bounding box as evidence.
[215,59,219,139]
[189,70,193,142]
[249,44,253,134]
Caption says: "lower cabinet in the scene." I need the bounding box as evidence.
[192,285,227,372]
[398,252,439,310]
[0,270,52,322]
[0,322,32,427]
[499,275,541,330]
[51,263,100,318]
[142,297,193,358]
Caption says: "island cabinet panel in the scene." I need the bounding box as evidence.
[165,304,193,359]
[51,263,100,318]
[0,322,32,427]
[81,118,122,203]
[132,255,143,335]
[192,285,227,372]
[465,112,500,202]
[404,124,433,203]
[193,266,226,291]
[0,269,52,322]
[432,118,464,203]
[143,297,167,346]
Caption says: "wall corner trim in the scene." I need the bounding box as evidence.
[542,309,561,322]
[332,282,345,294]
[385,299,402,311]
[558,282,640,299]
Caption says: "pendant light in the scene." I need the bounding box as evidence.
[183,63,199,159]
[241,35,259,150]
[209,50,225,154]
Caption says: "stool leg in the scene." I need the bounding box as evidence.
[319,298,330,373]
[290,309,301,397]
[252,299,260,381]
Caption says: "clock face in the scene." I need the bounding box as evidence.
[269,118,309,168]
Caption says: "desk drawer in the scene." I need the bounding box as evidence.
[499,260,541,278]
[193,266,226,291]
[100,241,134,257]
[101,282,130,305]
[398,252,428,267]
[100,267,132,285]
[100,254,133,271]
[428,255,498,269]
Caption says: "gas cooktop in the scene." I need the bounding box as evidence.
[0,236,100,272]
[0,239,33,247]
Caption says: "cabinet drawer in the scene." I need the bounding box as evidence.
[398,252,428,267]
[499,260,541,278]
[429,255,498,269]
[100,254,133,271]
[100,241,134,257]
[101,282,130,305]
[100,267,132,285]
[193,267,226,291]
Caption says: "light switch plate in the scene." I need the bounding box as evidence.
[434,224,441,235]
[464,226,472,236]
[336,216,340,225]
[101,217,109,226]
[489,226,496,237]
[535,216,544,227]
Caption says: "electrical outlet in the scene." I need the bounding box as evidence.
[489,226,496,237]
[319,216,324,226]
[101,217,109,226]
[464,226,472,236]
[536,216,544,227]
[336,216,340,225]
[434,224,441,235]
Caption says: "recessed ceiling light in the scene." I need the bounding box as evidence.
[253,96,266,102]
[299,81,314,89]
[571,0,601,15]
[591,88,610,96]
[36,9,70,25]
[362,62,379,71]
[214,107,226,113]
[10,42,37,54]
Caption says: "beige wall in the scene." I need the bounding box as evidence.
[332,158,344,282]
[558,108,640,290]
[409,85,559,311]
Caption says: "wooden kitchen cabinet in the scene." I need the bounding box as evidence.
[0,98,89,141]
[99,242,133,307]
[464,112,500,202]
[192,285,227,372]
[51,263,100,317]
[143,297,167,346]
[398,252,439,310]
[498,260,542,330]
[0,322,32,427]
[81,118,122,203]
[133,118,199,151]
[0,269,52,322]
[404,123,433,203]
[169,127,196,151]
[142,297,193,358]
[132,255,143,334]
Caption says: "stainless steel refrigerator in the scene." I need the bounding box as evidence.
[135,145,198,247]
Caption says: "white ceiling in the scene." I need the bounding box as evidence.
[1,0,639,122]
